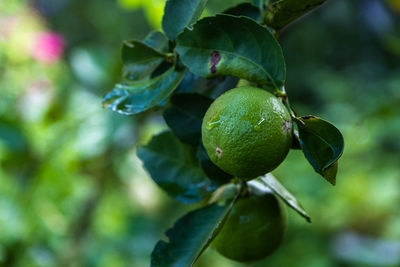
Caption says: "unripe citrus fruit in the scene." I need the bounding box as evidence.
[201,86,293,180]
[212,182,286,262]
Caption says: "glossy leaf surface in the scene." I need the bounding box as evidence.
[137,131,218,203]
[103,68,185,115]
[151,190,238,266]
[162,0,208,40]
[176,14,285,88]
[121,40,166,81]
[296,116,344,185]
[260,174,311,223]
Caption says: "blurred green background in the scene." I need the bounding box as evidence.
[1,0,400,266]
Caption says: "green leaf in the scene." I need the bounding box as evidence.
[103,68,185,115]
[260,173,311,223]
[223,3,261,21]
[197,142,233,185]
[151,189,238,266]
[323,161,338,185]
[175,72,239,98]
[162,93,233,184]
[137,131,218,203]
[204,76,239,99]
[175,14,285,89]
[121,39,166,81]
[265,0,327,30]
[163,93,213,146]
[143,30,169,53]
[295,116,344,185]
[162,0,208,40]
[174,72,212,94]
[205,0,253,15]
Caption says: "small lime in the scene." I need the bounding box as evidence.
[202,86,293,180]
[212,184,286,262]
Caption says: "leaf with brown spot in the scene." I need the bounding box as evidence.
[210,50,221,74]
[175,14,286,89]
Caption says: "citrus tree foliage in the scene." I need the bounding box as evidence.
[103,0,344,265]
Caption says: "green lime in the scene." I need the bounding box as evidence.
[201,86,293,180]
[212,182,286,262]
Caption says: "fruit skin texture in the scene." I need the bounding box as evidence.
[201,86,293,180]
[212,188,286,262]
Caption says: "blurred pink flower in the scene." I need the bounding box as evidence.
[31,32,65,63]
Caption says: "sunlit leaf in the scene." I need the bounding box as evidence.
[296,116,344,185]
[162,0,208,40]
[137,131,218,203]
[260,173,311,223]
[265,0,327,30]
[176,14,285,89]
[151,187,238,266]
[103,68,185,115]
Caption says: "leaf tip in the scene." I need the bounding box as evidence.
[323,161,338,186]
